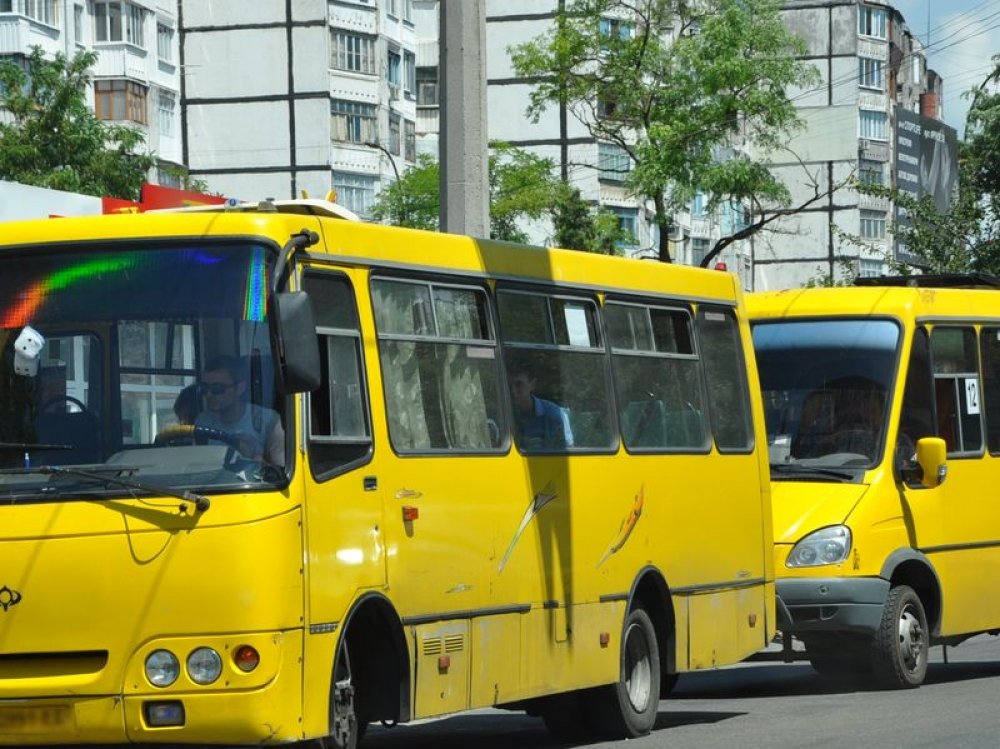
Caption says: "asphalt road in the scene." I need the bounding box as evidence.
[362,634,1000,749]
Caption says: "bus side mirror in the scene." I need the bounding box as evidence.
[901,437,947,489]
[271,291,321,394]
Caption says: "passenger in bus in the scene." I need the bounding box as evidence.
[195,355,285,466]
[509,363,573,449]
[173,384,200,426]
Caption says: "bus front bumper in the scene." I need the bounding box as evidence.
[776,576,890,636]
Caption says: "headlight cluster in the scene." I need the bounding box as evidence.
[144,644,259,687]
[786,525,852,567]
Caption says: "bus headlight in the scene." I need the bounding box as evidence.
[786,525,852,567]
[145,649,180,687]
[187,647,223,685]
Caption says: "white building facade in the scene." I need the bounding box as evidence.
[0,0,183,181]
[180,0,417,215]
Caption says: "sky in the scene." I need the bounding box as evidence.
[892,0,1000,137]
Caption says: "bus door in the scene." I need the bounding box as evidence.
[900,325,1000,634]
[300,270,386,622]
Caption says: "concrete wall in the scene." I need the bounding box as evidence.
[0,181,102,221]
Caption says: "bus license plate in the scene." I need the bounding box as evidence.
[0,704,73,734]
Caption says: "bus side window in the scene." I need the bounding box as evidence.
[899,328,935,459]
[372,278,504,453]
[930,326,983,456]
[498,290,613,451]
[979,327,1000,455]
[303,272,372,479]
[696,306,753,452]
[605,300,708,452]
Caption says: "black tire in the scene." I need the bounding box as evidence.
[871,584,928,688]
[321,641,360,749]
[586,607,660,738]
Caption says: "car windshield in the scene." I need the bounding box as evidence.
[752,318,901,473]
[0,241,288,500]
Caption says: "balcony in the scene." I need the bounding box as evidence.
[92,42,150,82]
[0,12,60,56]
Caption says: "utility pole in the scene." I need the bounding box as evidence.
[439,0,490,237]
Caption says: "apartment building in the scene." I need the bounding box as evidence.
[179,0,417,215]
[0,0,183,182]
[755,0,957,289]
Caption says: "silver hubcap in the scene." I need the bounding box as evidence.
[623,621,652,712]
[898,603,925,672]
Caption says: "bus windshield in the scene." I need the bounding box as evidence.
[0,241,287,497]
[752,319,901,472]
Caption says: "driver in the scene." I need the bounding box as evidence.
[194,355,285,467]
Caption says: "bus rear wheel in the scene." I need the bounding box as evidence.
[320,641,361,749]
[586,607,660,738]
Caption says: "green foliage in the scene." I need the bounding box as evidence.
[551,185,629,254]
[371,144,570,243]
[0,47,157,200]
[510,0,818,262]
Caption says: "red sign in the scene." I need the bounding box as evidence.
[102,183,227,214]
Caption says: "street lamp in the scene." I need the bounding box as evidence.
[364,141,403,225]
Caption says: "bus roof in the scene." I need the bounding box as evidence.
[0,200,743,305]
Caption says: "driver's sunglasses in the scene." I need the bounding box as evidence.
[199,382,234,396]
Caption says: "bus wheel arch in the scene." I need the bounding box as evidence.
[881,550,942,636]
[326,593,410,746]
[629,566,676,698]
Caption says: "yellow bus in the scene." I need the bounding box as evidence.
[749,275,1000,688]
[0,198,773,746]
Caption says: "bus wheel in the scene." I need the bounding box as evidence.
[872,584,928,688]
[323,642,359,749]
[587,607,660,738]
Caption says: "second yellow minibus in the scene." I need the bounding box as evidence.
[749,275,1000,688]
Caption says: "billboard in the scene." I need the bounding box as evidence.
[894,109,958,264]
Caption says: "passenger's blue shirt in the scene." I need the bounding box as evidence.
[515,395,573,449]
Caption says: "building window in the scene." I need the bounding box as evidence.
[598,95,619,119]
[858,5,887,39]
[599,16,635,42]
[860,209,887,240]
[859,258,883,278]
[95,79,148,124]
[404,119,415,162]
[331,99,377,144]
[417,66,438,106]
[94,1,145,46]
[691,238,710,266]
[6,0,59,25]
[333,172,377,217]
[859,109,887,141]
[73,4,84,42]
[385,0,397,17]
[157,89,175,136]
[402,0,413,23]
[331,30,376,74]
[859,158,884,186]
[387,49,401,92]
[388,115,401,156]
[859,57,884,90]
[403,51,416,97]
[157,23,174,63]
[598,142,631,182]
[691,191,708,217]
[610,206,638,246]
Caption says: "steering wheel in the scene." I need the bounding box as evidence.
[154,424,243,450]
[40,394,91,414]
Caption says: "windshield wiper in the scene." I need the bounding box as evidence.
[769,463,855,482]
[0,465,210,512]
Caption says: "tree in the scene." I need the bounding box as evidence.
[371,143,567,243]
[0,46,157,200]
[551,185,631,254]
[510,0,820,264]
